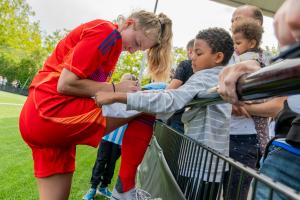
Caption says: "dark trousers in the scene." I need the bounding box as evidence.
[223,134,259,200]
[90,140,121,189]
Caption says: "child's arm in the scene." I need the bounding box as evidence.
[95,92,127,107]
[95,73,207,114]
[242,97,287,118]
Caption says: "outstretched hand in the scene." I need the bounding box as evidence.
[217,60,260,105]
[115,80,140,93]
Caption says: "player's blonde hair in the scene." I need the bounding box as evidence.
[127,10,173,82]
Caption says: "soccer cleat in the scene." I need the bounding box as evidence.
[98,187,113,198]
[110,187,162,200]
[83,188,96,200]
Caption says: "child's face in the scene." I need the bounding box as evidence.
[121,20,156,54]
[233,32,256,55]
[191,39,221,73]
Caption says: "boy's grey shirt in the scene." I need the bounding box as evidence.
[127,66,232,181]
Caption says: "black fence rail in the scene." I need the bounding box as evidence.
[0,85,28,96]
[154,121,300,200]
[187,58,300,108]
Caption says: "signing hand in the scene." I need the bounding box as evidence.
[115,80,140,93]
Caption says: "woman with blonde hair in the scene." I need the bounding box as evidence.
[19,10,172,200]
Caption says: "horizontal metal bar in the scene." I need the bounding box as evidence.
[186,58,300,107]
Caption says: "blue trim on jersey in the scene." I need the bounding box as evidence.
[102,32,121,55]
[98,30,121,55]
[98,30,117,50]
[272,140,300,156]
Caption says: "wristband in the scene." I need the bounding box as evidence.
[112,82,116,92]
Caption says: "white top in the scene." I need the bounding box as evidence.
[230,115,257,135]
[229,51,263,136]
[287,94,300,114]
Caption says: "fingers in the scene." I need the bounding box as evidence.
[218,67,239,105]
[274,0,300,47]
[218,61,260,105]
[117,80,140,92]
[239,106,251,118]
[232,105,251,118]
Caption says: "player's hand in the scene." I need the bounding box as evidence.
[115,80,140,92]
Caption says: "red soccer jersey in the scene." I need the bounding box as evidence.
[19,20,123,177]
[30,19,122,119]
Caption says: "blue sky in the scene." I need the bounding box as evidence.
[26,0,278,49]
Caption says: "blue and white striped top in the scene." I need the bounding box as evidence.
[102,124,128,145]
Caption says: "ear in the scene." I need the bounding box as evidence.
[249,39,257,49]
[125,19,135,26]
[214,52,224,65]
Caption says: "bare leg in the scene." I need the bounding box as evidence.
[37,173,73,200]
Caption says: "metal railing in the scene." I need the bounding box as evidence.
[187,58,300,108]
[151,58,300,199]
[154,121,300,200]
[0,85,28,96]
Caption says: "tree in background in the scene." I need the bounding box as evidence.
[0,0,67,88]
[0,0,189,89]
[0,0,42,57]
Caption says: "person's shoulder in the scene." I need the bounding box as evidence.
[239,51,260,61]
[83,19,116,31]
[195,65,224,75]
[80,19,120,43]
[176,59,192,73]
[178,59,192,68]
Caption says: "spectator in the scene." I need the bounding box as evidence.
[218,0,300,199]
[223,17,265,200]
[95,27,234,200]
[0,76,3,87]
[167,39,194,133]
[3,77,7,86]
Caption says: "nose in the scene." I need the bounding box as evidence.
[191,52,196,61]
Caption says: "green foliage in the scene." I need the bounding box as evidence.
[173,47,188,66]
[0,0,68,88]
[264,45,279,56]
[0,0,43,58]
[112,48,188,84]
[43,29,68,55]
[112,51,144,82]
[0,0,189,89]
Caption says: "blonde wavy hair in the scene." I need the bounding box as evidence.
[127,10,173,82]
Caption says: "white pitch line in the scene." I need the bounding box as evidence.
[0,103,23,106]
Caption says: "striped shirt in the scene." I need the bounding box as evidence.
[102,124,127,145]
[127,66,232,181]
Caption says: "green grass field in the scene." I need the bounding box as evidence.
[0,91,119,200]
